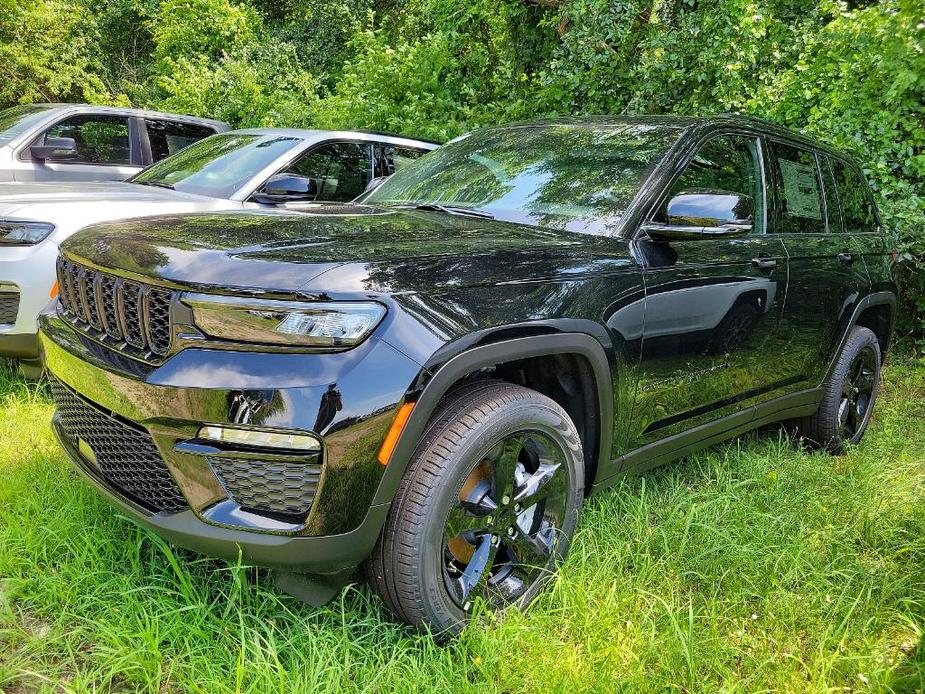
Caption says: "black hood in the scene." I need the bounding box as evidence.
[62,206,632,296]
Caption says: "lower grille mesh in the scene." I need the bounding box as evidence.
[0,292,18,324]
[209,456,322,519]
[50,379,187,514]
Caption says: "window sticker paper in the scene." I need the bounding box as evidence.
[779,159,822,220]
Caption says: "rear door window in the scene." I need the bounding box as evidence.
[145,120,218,162]
[42,115,131,165]
[766,141,825,234]
[831,158,878,233]
[375,144,429,177]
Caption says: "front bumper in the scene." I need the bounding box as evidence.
[0,240,58,356]
[40,311,423,575]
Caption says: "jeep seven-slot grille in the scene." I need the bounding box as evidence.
[56,258,174,360]
[50,378,187,514]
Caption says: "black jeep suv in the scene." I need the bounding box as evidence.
[40,115,896,634]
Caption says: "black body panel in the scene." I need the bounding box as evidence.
[39,114,897,584]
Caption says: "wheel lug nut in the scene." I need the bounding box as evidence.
[464,601,471,611]
[501,495,510,505]
[486,516,494,525]
[513,503,521,513]
[491,535,500,546]
[507,526,516,537]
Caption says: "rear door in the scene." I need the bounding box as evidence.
[17,113,141,182]
[826,156,891,294]
[765,140,869,393]
[624,132,790,454]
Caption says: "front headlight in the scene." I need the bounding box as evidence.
[0,220,54,245]
[182,293,387,348]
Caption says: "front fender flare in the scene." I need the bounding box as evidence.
[370,331,614,507]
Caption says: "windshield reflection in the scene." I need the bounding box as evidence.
[367,123,681,235]
[132,133,301,199]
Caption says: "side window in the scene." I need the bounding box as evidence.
[42,115,131,165]
[375,145,428,177]
[663,134,765,233]
[820,156,843,233]
[285,142,373,202]
[145,120,217,162]
[831,158,877,233]
[766,141,825,233]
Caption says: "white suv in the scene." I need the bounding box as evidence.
[0,128,438,367]
[0,103,229,183]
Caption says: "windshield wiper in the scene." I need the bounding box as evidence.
[394,203,494,219]
[134,180,174,190]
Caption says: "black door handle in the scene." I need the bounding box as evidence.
[751,257,777,270]
[837,251,854,265]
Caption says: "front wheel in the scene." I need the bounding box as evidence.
[792,325,881,453]
[366,381,584,635]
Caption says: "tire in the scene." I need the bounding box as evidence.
[366,381,584,635]
[792,325,881,453]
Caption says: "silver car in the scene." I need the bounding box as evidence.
[0,128,438,364]
[0,103,229,183]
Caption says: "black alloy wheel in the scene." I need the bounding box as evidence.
[791,325,881,453]
[366,381,584,635]
[837,344,878,441]
[441,430,570,611]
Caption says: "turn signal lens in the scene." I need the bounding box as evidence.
[198,425,321,451]
[378,402,415,466]
[50,281,59,299]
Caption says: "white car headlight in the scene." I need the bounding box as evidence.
[0,220,54,245]
[182,293,386,349]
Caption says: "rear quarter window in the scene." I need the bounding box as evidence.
[831,158,878,233]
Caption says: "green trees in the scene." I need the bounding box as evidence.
[0,0,922,341]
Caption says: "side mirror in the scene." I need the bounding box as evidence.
[31,136,77,162]
[643,189,754,241]
[253,174,318,204]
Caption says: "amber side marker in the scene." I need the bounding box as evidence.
[378,401,415,466]
[49,281,59,299]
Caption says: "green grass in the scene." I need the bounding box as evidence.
[2,358,925,693]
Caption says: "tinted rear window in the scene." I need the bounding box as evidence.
[831,158,878,233]
[145,119,217,162]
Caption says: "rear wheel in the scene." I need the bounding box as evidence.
[792,325,881,453]
[366,381,584,634]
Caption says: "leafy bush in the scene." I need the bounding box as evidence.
[0,0,922,342]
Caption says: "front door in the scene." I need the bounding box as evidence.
[622,133,789,460]
[17,114,140,182]
[763,140,869,394]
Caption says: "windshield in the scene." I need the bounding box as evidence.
[132,133,301,198]
[0,104,56,146]
[366,122,681,235]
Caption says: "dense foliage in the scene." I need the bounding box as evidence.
[1,0,923,341]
